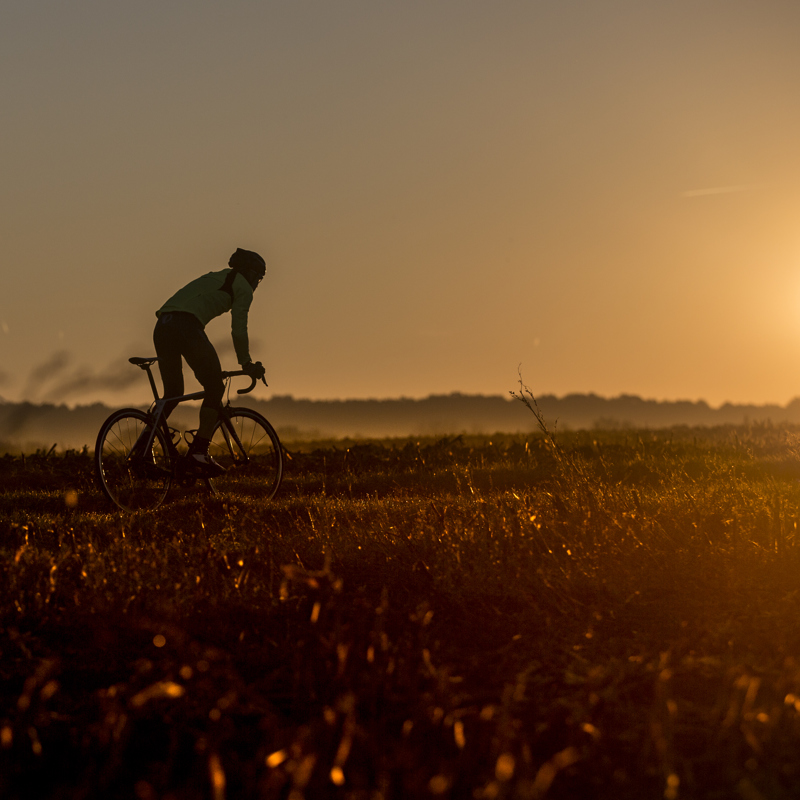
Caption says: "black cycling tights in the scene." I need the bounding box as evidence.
[153,312,225,420]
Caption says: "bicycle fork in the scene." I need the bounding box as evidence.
[215,411,249,465]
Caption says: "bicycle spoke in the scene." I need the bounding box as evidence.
[208,408,283,498]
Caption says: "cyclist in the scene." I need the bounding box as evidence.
[153,248,267,476]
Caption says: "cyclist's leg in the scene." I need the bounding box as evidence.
[183,331,224,437]
[153,314,185,420]
[181,325,225,473]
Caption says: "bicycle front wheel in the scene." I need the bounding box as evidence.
[208,407,283,498]
[95,408,173,511]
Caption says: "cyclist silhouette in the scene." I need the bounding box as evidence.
[153,248,267,476]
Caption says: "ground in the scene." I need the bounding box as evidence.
[3,427,800,798]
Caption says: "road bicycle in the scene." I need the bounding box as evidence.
[95,357,283,511]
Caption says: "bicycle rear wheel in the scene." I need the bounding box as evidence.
[208,407,283,498]
[95,408,173,511]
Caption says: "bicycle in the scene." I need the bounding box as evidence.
[95,356,283,511]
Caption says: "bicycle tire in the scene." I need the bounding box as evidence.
[95,408,173,511]
[208,407,283,499]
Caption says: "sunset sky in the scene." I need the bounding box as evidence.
[4,1,800,408]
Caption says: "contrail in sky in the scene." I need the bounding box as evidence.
[682,185,755,198]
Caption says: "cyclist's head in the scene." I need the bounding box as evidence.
[229,248,267,289]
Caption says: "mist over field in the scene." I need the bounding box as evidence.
[4,392,800,452]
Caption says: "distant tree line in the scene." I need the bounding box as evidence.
[2,392,800,452]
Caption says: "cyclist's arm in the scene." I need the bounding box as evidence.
[230,274,255,366]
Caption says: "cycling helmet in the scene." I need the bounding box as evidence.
[229,248,266,289]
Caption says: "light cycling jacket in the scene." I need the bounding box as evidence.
[156,269,254,366]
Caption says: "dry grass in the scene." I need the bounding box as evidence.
[3,426,800,798]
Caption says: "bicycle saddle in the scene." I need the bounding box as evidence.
[129,356,159,367]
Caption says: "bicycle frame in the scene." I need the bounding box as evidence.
[129,357,261,467]
[95,356,281,510]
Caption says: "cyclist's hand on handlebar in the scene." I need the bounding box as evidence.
[243,360,266,381]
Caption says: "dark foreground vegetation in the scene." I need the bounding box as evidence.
[4,425,800,798]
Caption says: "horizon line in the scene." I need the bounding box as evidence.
[3,391,800,411]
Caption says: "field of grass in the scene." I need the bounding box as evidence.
[4,422,800,798]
